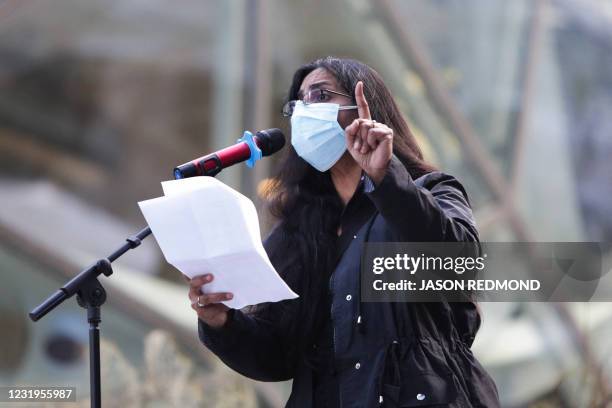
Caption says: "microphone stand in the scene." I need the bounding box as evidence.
[29,130,272,408]
[29,226,152,408]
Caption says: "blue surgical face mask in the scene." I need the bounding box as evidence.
[290,101,347,172]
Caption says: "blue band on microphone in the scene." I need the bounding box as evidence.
[238,131,262,168]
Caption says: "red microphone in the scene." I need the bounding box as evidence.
[173,128,285,179]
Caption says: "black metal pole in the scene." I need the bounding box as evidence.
[108,226,152,262]
[88,306,101,408]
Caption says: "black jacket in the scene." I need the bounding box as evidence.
[199,155,500,407]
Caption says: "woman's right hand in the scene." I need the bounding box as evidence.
[188,274,233,329]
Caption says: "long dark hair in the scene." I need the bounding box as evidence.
[264,57,437,361]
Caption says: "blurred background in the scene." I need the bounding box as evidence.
[1,0,611,406]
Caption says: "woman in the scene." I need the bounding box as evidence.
[187,57,500,407]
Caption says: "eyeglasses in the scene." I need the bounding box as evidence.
[281,88,358,117]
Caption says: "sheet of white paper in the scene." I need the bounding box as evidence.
[138,176,298,309]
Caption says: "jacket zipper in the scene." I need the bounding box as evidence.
[332,212,344,363]
[329,258,340,407]
[333,198,355,408]
[329,272,336,355]
[329,273,342,407]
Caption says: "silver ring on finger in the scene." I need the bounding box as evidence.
[197,295,206,308]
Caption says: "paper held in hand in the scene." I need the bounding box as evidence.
[138,176,298,309]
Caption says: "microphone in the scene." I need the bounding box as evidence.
[173,128,285,179]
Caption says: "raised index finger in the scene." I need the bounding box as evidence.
[355,81,371,120]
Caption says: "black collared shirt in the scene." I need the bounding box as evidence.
[310,173,377,408]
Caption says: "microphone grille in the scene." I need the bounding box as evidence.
[255,128,285,156]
